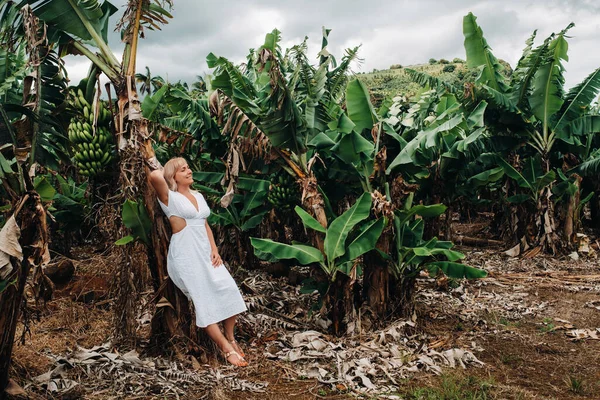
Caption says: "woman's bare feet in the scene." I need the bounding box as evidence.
[223,346,247,367]
[228,339,245,358]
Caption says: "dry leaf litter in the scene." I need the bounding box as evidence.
[27,342,267,399]
[20,249,600,398]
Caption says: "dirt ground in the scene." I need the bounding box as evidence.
[7,232,600,399]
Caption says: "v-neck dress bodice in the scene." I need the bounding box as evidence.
[158,190,209,221]
[157,190,247,327]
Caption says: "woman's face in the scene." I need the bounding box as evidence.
[174,163,193,187]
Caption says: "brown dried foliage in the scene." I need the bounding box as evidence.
[209,90,272,207]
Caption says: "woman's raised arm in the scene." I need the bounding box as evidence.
[149,169,169,205]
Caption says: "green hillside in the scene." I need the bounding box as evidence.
[356,58,511,107]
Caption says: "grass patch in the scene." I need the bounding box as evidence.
[405,375,494,399]
[565,375,586,395]
[538,317,556,334]
[500,353,523,366]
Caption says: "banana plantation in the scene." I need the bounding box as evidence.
[1,1,600,399]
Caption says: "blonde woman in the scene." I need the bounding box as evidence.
[150,157,247,367]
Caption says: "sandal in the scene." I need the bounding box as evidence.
[229,339,246,358]
[223,349,247,367]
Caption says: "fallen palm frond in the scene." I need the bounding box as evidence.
[263,323,483,395]
[25,342,268,398]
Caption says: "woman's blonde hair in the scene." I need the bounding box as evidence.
[163,157,188,191]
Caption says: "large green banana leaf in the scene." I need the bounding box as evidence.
[324,192,371,262]
[427,248,465,262]
[331,131,374,165]
[427,261,487,279]
[345,79,378,132]
[395,204,447,226]
[496,156,556,196]
[386,114,464,173]
[509,32,550,110]
[554,67,600,134]
[207,53,258,103]
[467,167,504,187]
[240,210,268,231]
[192,172,224,185]
[250,238,324,265]
[141,85,168,119]
[495,157,532,190]
[341,218,384,261]
[238,177,271,191]
[328,46,361,101]
[562,115,600,138]
[120,199,152,245]
[33,176,56,201]
[295,206,327,233]
[463,12,507,92]
[529,28,571,138]
[575,148,600,176]
[240,189,269,217]
[303,59,329,132]
[510,30,537,87]
[29,0,117,49]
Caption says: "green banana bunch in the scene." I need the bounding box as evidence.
[268,173,299,211]
[68,88,115,178]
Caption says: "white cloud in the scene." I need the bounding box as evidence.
[63,0,599,91]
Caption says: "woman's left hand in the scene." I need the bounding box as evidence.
[211,248,223,267]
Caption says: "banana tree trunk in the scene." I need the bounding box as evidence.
[106,0,199,346]
[423,194,442,240]
[563,174,582,245]
[101,79,169,343]
[296,172,328,256]
[327,273,355,336]
[363,228,392,322]
[444,205,454,241]
[0,193,47,397]
[534,186,561,254]
[109,88,194,347]
[299,174,328,228]
[533,154,562,254]
[391,275,417,319]
[142,144,195,346]
[363,261,388,320]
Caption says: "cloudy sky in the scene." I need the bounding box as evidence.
[67,0,600,91]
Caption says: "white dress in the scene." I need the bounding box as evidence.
[158,190,247,328]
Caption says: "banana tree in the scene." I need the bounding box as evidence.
[141,80,225,165]
[386,193,487,316]
[408,13,600,253]
[251,193,384,335]
[40,173,90,256]
[330,82,489,316]
[135,66,164,95]
[465,14,600,252]
[16,0,186,343]
[0,5,65,393]
[385,86,489,241]
[326,77,491,319]
[303,77,399,321]
[207,28,360,237]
